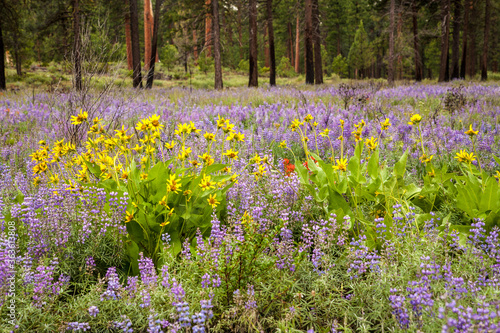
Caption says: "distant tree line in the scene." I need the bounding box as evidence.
[0,0,498,90]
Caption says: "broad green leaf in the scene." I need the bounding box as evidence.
[367,149,379,179]
[393,149,408,178]
[479,177,499,212]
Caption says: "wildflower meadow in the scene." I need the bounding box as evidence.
[1,82,500,332]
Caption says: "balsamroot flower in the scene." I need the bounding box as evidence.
[464,124,479,137]
[454,149,476,164]
[408,114,422,125]
[333,158,348,172]
[70,109,88,125]
[207,194,220,208]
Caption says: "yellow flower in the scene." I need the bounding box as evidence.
[199,153,214,165]
[365,136,378,151]
[223,149,239,160]
[49,174,60,185]
[290,119,303,131]
[304,114,314,122]
[145,145,156,155]
[222,166,232,173]
[159,196,168,206]
[140,173,148,180]
[39,140,46,146]
[226,132,236,141]
[167,174,181,193]
[352,128,362,142]
[207,194,220,208]
[199,174,216,191]
[131,144,143,152]
[33,177,41,187]
[125,211,134,223]
[175,123,192,136]
[165,141,176,149]
[338,135,344,141]
[135,119,151,132]
[150,114,164,130]
[454,150,476,164]
[160,221,171,227]
[70,110,88,125]
[302,136,309,143]
[231,173,239,183]
[204,132,216,141]
[408,114,422,125]
[121,170,129,180]
[183,190,192,197]
[216,115,226,128]
[339,119,345,127]
[333,158,348,172]
[319,128,330,137]
[313,121,318,127]
[494,171,500,180]
[428,169,436,177]
[190,159,200,167]
[93,117,102,124]
[252,165,267,179]
[250,154,263,165]
[115,125,128,138]
[419,154,434,164]
[380,118,391,130]
[235,132,245,142]
[222,121,235,134]
[189,121,201,134]
[464,124,479,137]
[279,140,287,148]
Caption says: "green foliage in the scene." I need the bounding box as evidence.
[238,59,249,73]
[197,51,214,74]
[277,57,297,78]
[347,21,373,78]
[161,44,178,72]
[331,54,348,78]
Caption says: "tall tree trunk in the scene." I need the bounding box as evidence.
[125,13,133,70]
[205,0,212,57]
[287,21,294,64]
[438,0,451,82]
[264,25,270,67]
[295,14,300,73]
[312,0,323,84]
[460,0,469,78]
[73,0,82,90]
[237,3,243,60]
[412,1,422,81]
[267,0,276,86]
[450,0,461,79]
[213,0,223,89]
[481,0,490,80]
[193,30,198,60]
[144,0,154,70]
[305,0,314,84]
[248,0,258,87]
[387,0,396,84]
[146,0,162,89]
[388,0,395,84]
[129,0,142,88]
[0,22,6,91]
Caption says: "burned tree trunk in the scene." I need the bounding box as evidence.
[129,0,142,88]
[438,0,451,82]
[450,0,461,79]
[481,0,490,81]
[312,0,322,84]
[267,0,276,86]
[304,0,314,84]
[125,13,133,70]
[388,0,395,84]
[0,22,6,90]
[213,0,223,89]
[248,0,258,87]
[146,0,162,89]
[73,0,82,90]
[413,1,422,81]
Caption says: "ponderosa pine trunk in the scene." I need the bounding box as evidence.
[248,0,258,87]
[388,0,395,84]
[146,0,162,89]
[205,0,212,57]
[125,13,133,70]
[312,0,323,84]
[304,0,314,84]
[438,0,451,82]
[144,0,154,70]
[266,0,276,86]
[412,1,422,81]
[287,21,294,64]
[295,14,300,73]
[0,21,6,90]
[460,0,469,78]
[481,0,490,81]
[73,0,82,90]
[213,0,223,89]
[129,0,142,88]
[450,0,461,79]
